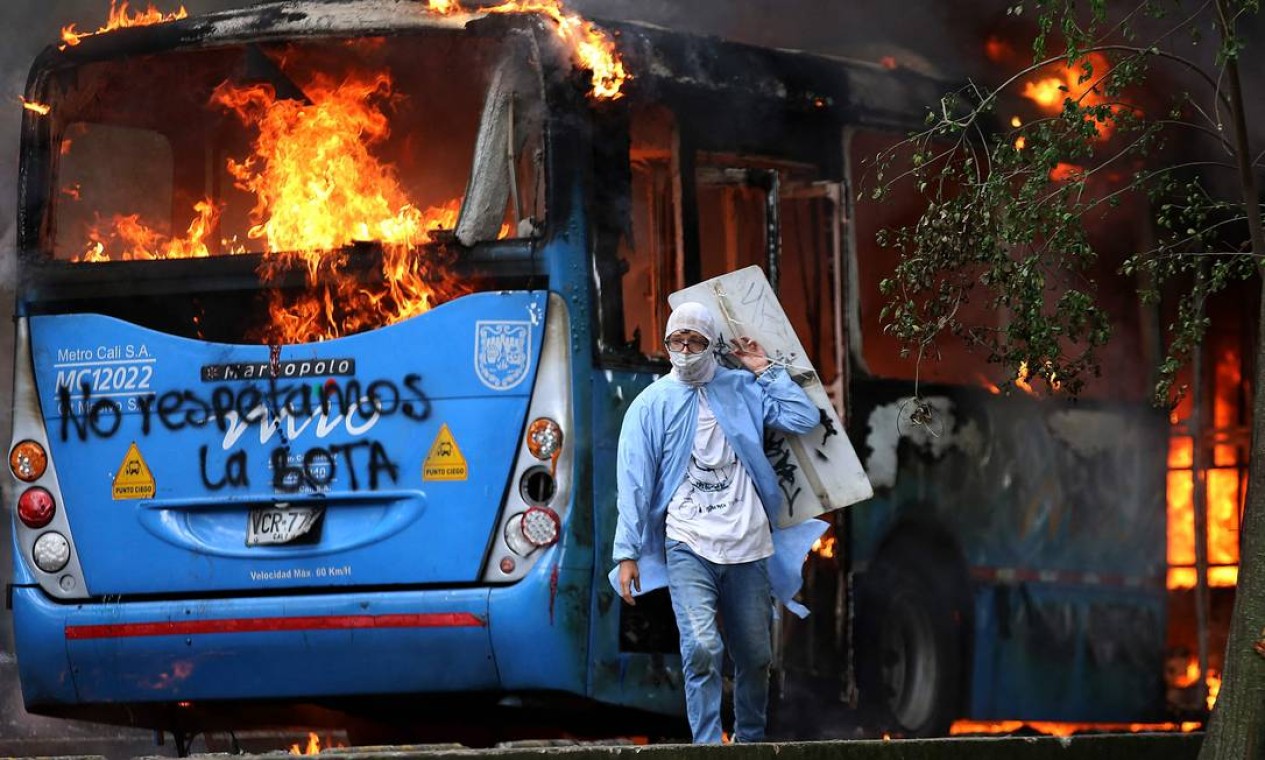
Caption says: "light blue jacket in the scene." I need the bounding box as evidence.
[609,364,828,617]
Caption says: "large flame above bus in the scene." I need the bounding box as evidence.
[73,66,475,343]
[55,0,627,343]
[56,0,622,344]
[214,72,475,344]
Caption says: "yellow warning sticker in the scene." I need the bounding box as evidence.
[423,424,468,481]
[112,442,155,500]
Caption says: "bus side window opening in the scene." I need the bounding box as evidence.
[848,129,1006,389]
[694,155,843,398]
[618,104,680,360]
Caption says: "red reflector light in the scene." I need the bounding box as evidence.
[9,440,47,482]
[18,487,56,529]
[521,507,560,547]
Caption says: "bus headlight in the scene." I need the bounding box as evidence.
[9,440,47,482]
[18,487,55,529]
[525,418,563,460]
[32,532,71,573]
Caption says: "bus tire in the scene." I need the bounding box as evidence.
[857,552,964,737]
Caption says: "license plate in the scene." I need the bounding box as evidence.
[247,505,324,546]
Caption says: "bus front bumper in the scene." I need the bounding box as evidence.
[11,584,499,709]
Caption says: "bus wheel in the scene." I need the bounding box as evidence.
[857,554,963,737]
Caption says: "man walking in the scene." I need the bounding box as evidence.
[611,301,821,744]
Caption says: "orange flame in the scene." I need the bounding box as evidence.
[60,2,622,345]
[427,0,627,99]
[977,375,1002,395]
[1171,657,1200,689]
[1020,52,1114,140]
[81,200,221,261]
[213,73,428,258]
[74,68,477,343]
[19,97,51,115]
[289,732,321,755]
[951,721,1201,737]
[1014,361,1040,395]
[1012,360,1060,396]
[811,535,836,559]
[211,72,475,343]
[61,1,188,48]
[1049,162,1085,183]
[1207,671,1221,711]
[1166,348,1242,591]
[984,35,1014,64]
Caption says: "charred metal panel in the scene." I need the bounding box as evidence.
[849,379,1168,720]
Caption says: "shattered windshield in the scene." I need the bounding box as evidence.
[38,30,545,342]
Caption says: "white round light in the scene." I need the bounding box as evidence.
[521,507,560,547]
[504,512,536,556]
[32,532,70,573]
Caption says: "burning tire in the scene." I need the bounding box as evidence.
[857,547,965,737]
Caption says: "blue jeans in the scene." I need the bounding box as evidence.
[666,540,773,744]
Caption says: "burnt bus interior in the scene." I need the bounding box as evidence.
[591,23,977,734]
[600,20,1186,739]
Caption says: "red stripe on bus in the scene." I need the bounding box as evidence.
[64,613,485,640]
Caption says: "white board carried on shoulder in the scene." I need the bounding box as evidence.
[670,266,873,528]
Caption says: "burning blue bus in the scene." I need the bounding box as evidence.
[5,0,1169,744]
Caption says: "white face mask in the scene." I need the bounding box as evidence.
[669,347,716,385]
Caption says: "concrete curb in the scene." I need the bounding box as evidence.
[295,734,1203,760]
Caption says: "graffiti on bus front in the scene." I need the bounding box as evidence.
[57,374,427,494]
[57,374,431,442]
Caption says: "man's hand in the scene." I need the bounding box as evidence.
[731,336,771,375]
[619,559,641,605]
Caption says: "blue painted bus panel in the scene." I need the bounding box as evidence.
[487,555,588,694]
[28,291,547,596]
[585,368,684,715]
[14,585,497,706]
[969,583,1165,721]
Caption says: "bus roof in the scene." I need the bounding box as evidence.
[30,0,954,133]
[609,19,954,131]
